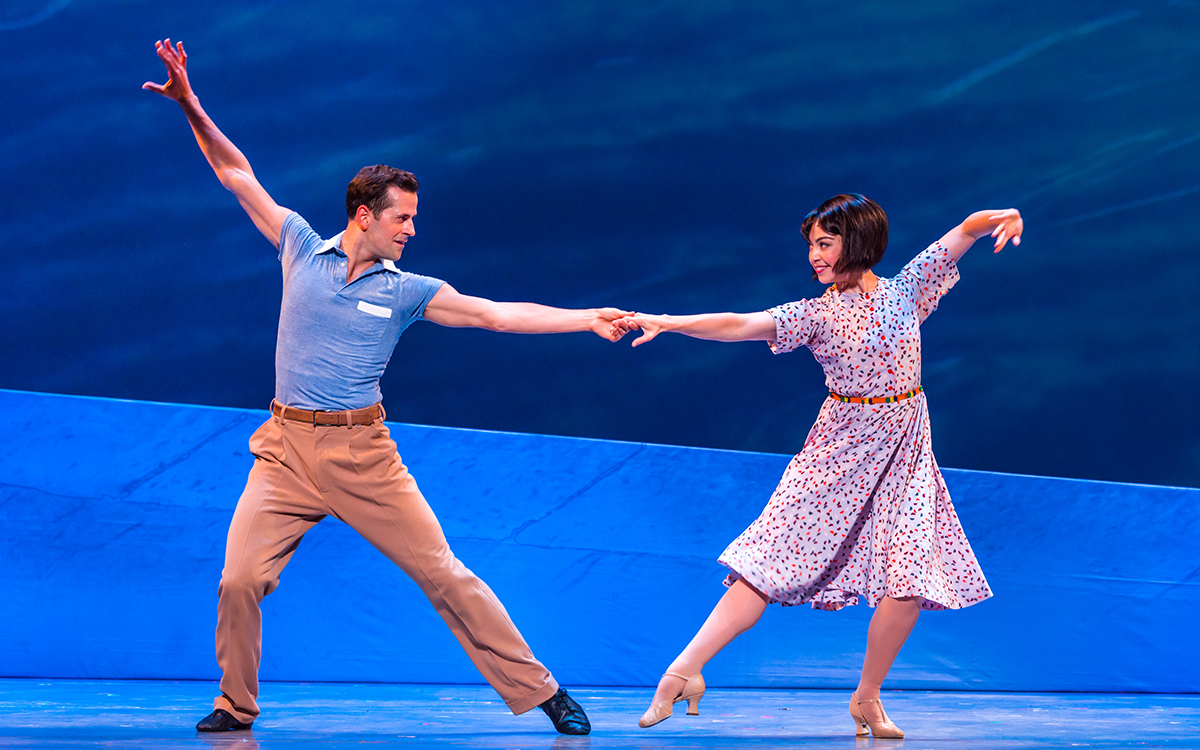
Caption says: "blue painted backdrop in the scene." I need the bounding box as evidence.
[1,2,1198,487]
[3,390,1197,692]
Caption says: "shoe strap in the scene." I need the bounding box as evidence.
[663,671,693,681]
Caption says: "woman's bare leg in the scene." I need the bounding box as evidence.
[854,595,921,721]
[651,579,769,704]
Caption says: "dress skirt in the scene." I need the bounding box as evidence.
[718,393,992,611]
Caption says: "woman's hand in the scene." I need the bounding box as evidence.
[948,208,1024,260]
[614,313,669,347]
[988,208,1023,252]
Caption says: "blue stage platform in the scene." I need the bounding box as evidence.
[1,389,1197,693]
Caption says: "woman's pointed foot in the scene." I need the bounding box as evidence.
[638,671,705,728]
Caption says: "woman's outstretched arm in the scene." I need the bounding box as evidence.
[615,311,776,348]
[938,209,1023,261]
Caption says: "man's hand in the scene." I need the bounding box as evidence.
[142,39,193,103]
[141,37,289,248]
[591,308,633,342]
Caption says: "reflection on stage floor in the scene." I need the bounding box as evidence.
[2,679,1198,749]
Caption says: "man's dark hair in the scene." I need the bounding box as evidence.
[801,193,889,276]
[346,165,420,219]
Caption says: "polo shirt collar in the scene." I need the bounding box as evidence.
[316,232,347,257]
[316,232,401,274]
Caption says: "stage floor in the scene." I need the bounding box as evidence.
[1,679,1197,749]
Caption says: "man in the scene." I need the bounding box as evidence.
[144,39,620,734]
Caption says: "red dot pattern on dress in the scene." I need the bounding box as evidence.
[718,241,993,612]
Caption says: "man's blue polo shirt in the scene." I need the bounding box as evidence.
[275,212,444,410]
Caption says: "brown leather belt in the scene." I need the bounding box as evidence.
[270,399,383,426]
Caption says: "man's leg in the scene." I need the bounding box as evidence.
[327,421,559,716]
[208,418,325,727]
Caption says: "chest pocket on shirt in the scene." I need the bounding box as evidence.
[349,300,394,344]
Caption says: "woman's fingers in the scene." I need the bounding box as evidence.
[990,210,1023,252]
[630,327,661,348]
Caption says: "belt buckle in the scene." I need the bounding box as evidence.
[316,409,347,427]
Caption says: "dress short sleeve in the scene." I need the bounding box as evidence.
[767,300,816,354]
[896,240,960,323]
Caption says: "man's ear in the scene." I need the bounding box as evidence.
[354,205,373,231]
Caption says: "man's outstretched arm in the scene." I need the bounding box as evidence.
[423,285,629,341]
[143,39,289,248]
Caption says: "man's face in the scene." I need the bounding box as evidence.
[363,186,417,261]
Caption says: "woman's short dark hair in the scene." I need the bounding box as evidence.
[801,194,889,276]
[346,165,420,219]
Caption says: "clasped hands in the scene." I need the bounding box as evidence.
[594,310,660,346]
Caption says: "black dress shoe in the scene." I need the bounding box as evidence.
[539,687,591,735]
[196,709,253,732]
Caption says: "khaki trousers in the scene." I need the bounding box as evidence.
[213,412,558,723]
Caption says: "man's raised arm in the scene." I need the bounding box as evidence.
[143,39,290,248]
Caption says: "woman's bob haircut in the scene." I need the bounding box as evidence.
[801,194,889,278]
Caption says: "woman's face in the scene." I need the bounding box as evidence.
[808,224,846,285]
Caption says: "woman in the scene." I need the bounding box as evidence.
[617,194,1021,738]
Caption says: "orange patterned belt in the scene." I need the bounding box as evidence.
[830,386,923,404]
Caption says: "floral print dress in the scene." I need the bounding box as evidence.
[718,241,993,611]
